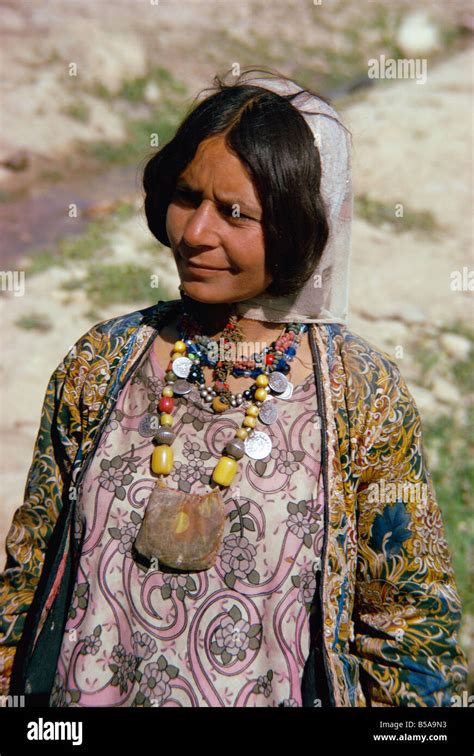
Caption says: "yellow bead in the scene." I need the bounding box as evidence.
[254,387,268,402]
[151,444,174,475]
[235,428,248,440]
[173,340,187,354]
[212,456,238,487]
[160,413,173,426]
[162,386,174,397]
[256,374,269,387]
[246,404,259,417]
[243,416,257,428]
[171,352,182,361]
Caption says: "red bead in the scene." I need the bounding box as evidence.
[265,354,275,365]
[158,396,174,413]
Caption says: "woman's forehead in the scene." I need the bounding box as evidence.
[178,137,261,210]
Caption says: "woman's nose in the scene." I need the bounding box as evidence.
[182,200,220,247]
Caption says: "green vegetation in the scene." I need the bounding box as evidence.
[14,312,53,332]
[412,326,474,618]
[23,197,173,315]
[61,100,91,123]
[0,188,15,203]
[355,194,443,237]
[118,65,187,102]
[91,66,187,102]
[83,262,168,307]
[38,169,65,183]
[86,110,179,166]
[24,201,136,275]
[423,409,473,615]
[25,223,111,275]
[84,66,188,166]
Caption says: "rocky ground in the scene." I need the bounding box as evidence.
[0,0,472,685]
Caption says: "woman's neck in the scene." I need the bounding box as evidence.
[178,292,285,345]
[179,293,231,335]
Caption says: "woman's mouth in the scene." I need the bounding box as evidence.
[181,256,231,275]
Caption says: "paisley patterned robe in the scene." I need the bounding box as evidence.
[0,299,469,706]
[49,344,323,707]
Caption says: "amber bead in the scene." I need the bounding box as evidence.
[243,416,257,428]
[246,404,259,418]
[235,428,249,440]
[212,395,230,413]
[151,444,174,475]
[212,456,238,486]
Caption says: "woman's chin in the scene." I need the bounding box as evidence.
[179,279,242,305]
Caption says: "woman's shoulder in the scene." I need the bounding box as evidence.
[326,323,403,379]
[325,325,422,454]
[324,323,416,410]
[69,299,180,355]
[49,300,181,384]
[93,299,180,339]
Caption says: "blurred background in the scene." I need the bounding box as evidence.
[0,0,472,694]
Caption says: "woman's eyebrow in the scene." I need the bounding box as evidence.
[174,179,261,216]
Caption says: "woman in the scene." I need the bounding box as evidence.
[0,69,468,707]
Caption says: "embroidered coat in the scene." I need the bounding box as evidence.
[0,299,468,706]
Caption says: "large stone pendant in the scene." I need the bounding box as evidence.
[133,478,226,572]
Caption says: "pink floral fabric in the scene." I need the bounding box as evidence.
[50,343,323,707]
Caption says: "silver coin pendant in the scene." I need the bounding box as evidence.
[172,356,192,378]
[172,378,193,395]
[259,399,278,425]
[268,371,289,394]
[138,414,160,437]
[278,382,294,401]
[245,430,272,460]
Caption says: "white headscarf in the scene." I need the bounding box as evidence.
[229,74,353,325]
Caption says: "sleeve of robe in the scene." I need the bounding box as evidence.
[351,345,469,707]
[0,330,99,695]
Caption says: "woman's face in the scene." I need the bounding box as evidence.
[165,134,273,304]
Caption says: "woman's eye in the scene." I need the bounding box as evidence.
[220,205,234,217]
[172,190,254,222]
[219,205,251,221]
[173,189,194,203]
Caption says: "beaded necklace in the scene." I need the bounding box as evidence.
[151,299,308,487]
[133,298,309,573]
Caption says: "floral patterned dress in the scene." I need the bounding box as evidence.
[50,341,324,707]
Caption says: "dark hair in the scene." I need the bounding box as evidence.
[143,66,339,297]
